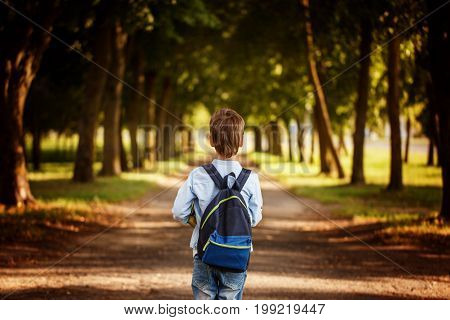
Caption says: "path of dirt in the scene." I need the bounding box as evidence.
[1,172,449,299]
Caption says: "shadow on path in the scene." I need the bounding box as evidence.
[1,174,449,299]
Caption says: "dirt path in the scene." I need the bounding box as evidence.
[1,173,449,299]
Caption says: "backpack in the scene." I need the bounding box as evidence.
[197,163,252,273]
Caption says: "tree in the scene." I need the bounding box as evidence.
[403,113,411,163]
[125,40,145,169]
[144,71,157,163]
[267,120,282,156]
[295,116,306,162]
[386,36,403,190]
[24,39,84,171]
[101,19,128,176]
[0,1,59,206]
[426,0,450,220]
[73,3,112,182]
[351,19,373,185]
[300,0,345,178]
[157,77,174,161]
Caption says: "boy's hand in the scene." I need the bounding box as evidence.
[187,215,197,228]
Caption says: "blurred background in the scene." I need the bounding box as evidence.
[0,0,449,299]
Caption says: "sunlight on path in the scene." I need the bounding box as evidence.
[1,172,449,299]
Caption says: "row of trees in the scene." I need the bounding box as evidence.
[0,0,449,220]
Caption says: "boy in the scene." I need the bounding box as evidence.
[172,108,263,300]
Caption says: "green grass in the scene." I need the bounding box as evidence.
[28,162,162,206]
[250,140,443,224]
[1,161,173,243]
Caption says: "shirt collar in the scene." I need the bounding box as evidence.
[212,158,242,169]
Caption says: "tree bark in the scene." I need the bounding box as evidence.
[0,1,57,206]
[350,21,372,183]
[427,0,450,220]
[253,126,263,153]
[338,129,348,156]
[404,115,411,163]
[285,119,294,161]
[73,8,112,182]
[128,123,138,168]
[101,20,128,176]
[165,105,179,159]
[187,129,194,152]
[300,0,345,178]
[314,108,331,174]
[387,36,403,190]
[144,71,156,163]
[296,117,305,162]
[119,118,128,172]
[267,121,282,156]
[127,46,145,169]
[158,77,173,161]
[425,79,442,167]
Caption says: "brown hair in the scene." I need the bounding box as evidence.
[209,108,245,158]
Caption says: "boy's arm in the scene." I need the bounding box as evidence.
[172,171,197,225]
[248,173,263,227]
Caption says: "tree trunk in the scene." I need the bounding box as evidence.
[74,9,112,182]
[101,20,128,176]
[350,21,372,182]
[315,108,331,174]
[268,121,282,156]
[128,123,138,169]
[187,129,194,152]
[296,118,305,162]
[144,71,156,163]
[158,77,173,161]
[404,115,411,163]
[165,105,178,159]
[338,129,348,156]
[427,0,450,220]
[127,46,145,169]
[0,2,57,206]
[253,126,262,153]
[300,0,345,178]
[427,137,434,166]
[387,36,403,190]
[119,119,128,172]
[286,120,294,162]
[426,78,442,167]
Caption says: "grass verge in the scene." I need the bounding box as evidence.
[249,141,449,247]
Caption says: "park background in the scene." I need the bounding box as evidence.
[0,0,449,299]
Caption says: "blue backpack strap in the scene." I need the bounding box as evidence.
[202,163,224,189]
[235,168,251,192]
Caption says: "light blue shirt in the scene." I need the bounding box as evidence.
[172,159,263,251]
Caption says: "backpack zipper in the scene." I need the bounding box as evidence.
[203,239,251,251]
[200,195,247,229]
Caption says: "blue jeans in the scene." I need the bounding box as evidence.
[191,255,247,300]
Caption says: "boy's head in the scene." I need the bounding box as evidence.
[209,108,245,158]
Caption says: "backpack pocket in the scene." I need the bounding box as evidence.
[202,231,251,272]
